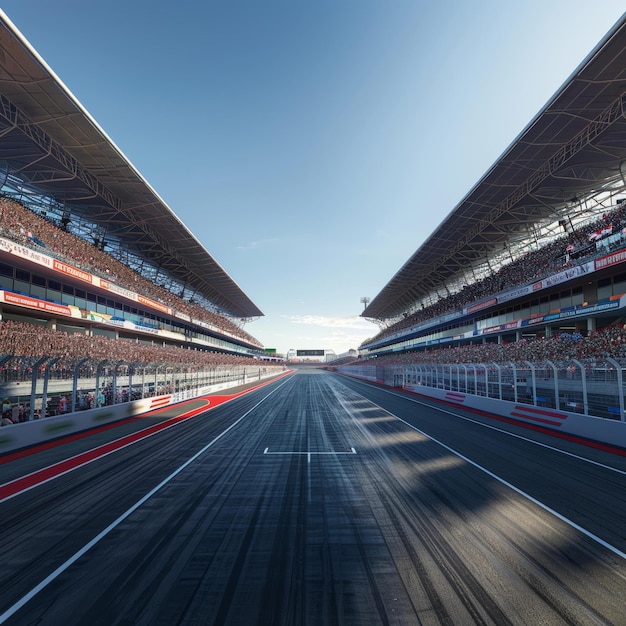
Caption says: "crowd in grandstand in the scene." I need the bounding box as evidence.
[0,318,283,424]
[366,200,626,344]
[0,320,270,372]
[0,196,262,347]
[353,325,626,367]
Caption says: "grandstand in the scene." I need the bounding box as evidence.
[0,11,268,363]
[359,13,626,362]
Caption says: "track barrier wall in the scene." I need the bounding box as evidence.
[338,360,626,449]
[0,368,283,454]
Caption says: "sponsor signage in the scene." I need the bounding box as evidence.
[99,279,137,301]
[0,236,53,269]
[2,290,72,316]
[544,312,562,321]
[542,264,590,288]
[137,294,170,315]
[531,264,591,291]
[595,249,626,271]
[522,315,546,327]
[52,259,92,283]
[465,298,497,315]
[174,311,192,322]
[0,235,181,319]
[497,285,532,304]
[0,237,261,350]
[484,324,505,334]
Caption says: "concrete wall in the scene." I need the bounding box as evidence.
[338,369,626,449]
[403,383,626,448]
[0,370,280,454]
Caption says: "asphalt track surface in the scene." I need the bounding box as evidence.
[1,368,626,625]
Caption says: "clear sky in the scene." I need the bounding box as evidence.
[1,1,624,356]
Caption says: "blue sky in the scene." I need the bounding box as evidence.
[1,1,624,355]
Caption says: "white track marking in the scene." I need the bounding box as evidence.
[361,382,626,476]
[347,386,626,561]
[0,377,291,625]
[262,449,357,455]
[0,401,212,504]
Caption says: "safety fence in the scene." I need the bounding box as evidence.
[0,354,281,423]
[339,358,626,422]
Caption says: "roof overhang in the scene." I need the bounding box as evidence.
[364,12,626,321]
[0,10,263,319]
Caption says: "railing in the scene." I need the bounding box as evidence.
[0,355,278,423]
[338,358,626,422]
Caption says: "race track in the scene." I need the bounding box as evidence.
[1,368,625,625]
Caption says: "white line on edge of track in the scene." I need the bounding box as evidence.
[369,383,626,477]
[0,402,214,505]
[358,392,626,561]
[0,376,292,625]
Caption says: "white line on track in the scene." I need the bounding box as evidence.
[368,384,626,476]
[0,377,291,625]
[262,449,357,455]
[0,401,212,504]
[352,390,626,561]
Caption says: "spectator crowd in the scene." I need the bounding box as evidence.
[353,326,626,367]
[0,196,262,347]
[366,200,626,345]
[0,319,275,372]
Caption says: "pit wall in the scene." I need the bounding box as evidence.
[0,370,282,454]
[337,367,626,449]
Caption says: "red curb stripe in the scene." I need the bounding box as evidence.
[411,391,626,456]
[509,411,564,427]
[149,396,172,408]
[0,402,210,502]
[0,371,293,501]
[0,397,199,465]
[512,405,568,420]
[445,392,466,402]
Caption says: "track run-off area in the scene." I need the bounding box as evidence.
[1,368,625,625]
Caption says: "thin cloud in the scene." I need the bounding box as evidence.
[237,238,280,251]
[289,314,376,330]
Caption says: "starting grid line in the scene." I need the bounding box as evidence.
[263,447,357,464]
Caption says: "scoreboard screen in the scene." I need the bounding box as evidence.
[296,349,325,357]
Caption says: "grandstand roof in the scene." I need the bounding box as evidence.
[364,12,626,321]
[0,11,263,319]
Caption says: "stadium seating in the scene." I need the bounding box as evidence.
[0,196,262,348]
[365,202,626,345]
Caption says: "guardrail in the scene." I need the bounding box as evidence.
[0,354,280,424]
[339,358,626,422]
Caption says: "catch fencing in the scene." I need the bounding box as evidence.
[0,354,278,422]
[339,358,626,422]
